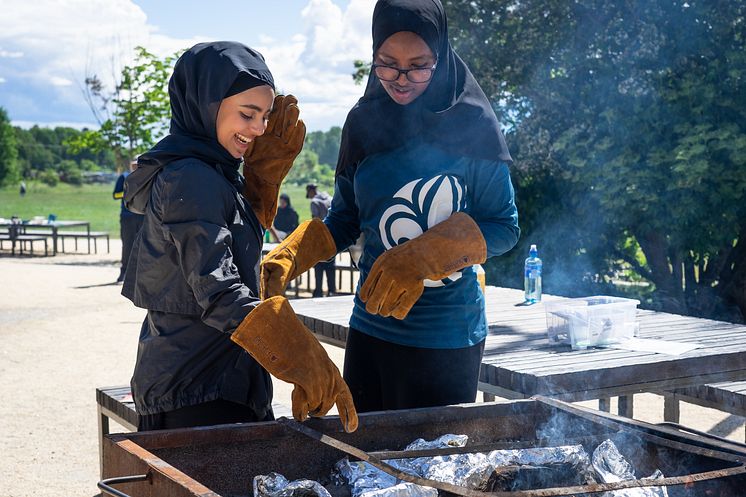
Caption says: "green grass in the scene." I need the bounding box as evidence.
[1,181,324,239]
[1,182,122,236]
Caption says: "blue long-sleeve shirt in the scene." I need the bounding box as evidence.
[325,139,519,349]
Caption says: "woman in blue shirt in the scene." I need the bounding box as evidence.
[262,0,519,412]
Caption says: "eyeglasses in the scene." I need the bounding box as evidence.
[372,63,437,83]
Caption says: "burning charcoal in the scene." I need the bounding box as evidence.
[481,466,520,491]
[592,440,669,497]
[253,472,333,497]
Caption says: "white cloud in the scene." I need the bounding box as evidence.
[257,0,376,130]
[0,77,6,84]
[0,0,376,131]
[0,1,201,98]
[50,76,73,87]
[0,49,24,58]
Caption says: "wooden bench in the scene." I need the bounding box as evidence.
[57,231,110,254]
[96,385,292,477]
[0,233,49,256]
[662,381,746,442]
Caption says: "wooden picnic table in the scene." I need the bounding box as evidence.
[289,286,746,418]
[1,219,91,255]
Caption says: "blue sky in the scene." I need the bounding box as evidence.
[0,0,373,132]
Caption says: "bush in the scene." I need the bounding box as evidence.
[38,169,59,187]
[65,168,84,185]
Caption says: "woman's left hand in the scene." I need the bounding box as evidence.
[243,94,306,229]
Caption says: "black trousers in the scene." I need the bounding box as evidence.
[313,259,336,297]
[343,329,485,413]
[119,213,143,280]
[137,399,274,431]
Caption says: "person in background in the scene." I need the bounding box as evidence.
[121,41,356,432]
[113,158,144,283]
[262,0,518,413]
[306,183,336,297]
[271,193,299,242]
[19,181,26,197]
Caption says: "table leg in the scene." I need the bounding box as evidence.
[98,405,110,478]
[52,227,58,255]
[663,392,680,423]
[598,397,611,412]
[618,395,634,418]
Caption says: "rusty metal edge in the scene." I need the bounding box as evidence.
[109,437,221,496]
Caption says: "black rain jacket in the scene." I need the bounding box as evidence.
[122,158,271,416]
[120,41,277,417]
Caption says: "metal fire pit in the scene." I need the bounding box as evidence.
[100,396,746,497]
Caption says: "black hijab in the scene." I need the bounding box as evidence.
[125,41,274,212]
[336,0,511,176]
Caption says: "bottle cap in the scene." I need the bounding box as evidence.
[529,244,538,257]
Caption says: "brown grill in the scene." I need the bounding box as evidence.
[100,396,746,497]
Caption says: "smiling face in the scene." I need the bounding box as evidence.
[375,31,436,106]
[216,85,275,158]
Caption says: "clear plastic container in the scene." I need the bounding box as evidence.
[545,296,640,350]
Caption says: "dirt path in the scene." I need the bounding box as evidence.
[0,243,742,497]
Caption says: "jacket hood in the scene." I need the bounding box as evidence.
[124,41,274,213]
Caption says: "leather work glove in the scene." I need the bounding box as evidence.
[231,296,358,432]
[243,94,306,229]
[261,218,337,299]
[360,212,487,320]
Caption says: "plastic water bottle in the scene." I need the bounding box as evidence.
[524,244,542,303]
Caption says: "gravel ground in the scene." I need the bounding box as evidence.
[0,241,743,497]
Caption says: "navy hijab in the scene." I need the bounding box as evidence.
[336,0,511,176]
[126,41,274,210]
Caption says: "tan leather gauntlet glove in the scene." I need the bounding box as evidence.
[243,94,306,229]
[261,218,337,299]
[231,296,358,432]
[359,212,487,320]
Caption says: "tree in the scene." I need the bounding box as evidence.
[445,0,746,321]
[70,46,180,170]
[305,126,342,166]
[0,107,19,187]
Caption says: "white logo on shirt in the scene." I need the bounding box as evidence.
[379,175,467,287]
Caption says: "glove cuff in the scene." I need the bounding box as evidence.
[231,296,298,375]
[420,211,487,280]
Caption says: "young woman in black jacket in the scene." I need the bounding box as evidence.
[123,41,356,431]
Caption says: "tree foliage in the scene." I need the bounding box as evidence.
[445,0,746,321]
[14,125,115,181]
[0,107,19,187]
[70,46,180,170]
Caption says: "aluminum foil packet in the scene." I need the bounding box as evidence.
[254,472,332,497]
[592,439,669,497]
[333,434,595,497]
